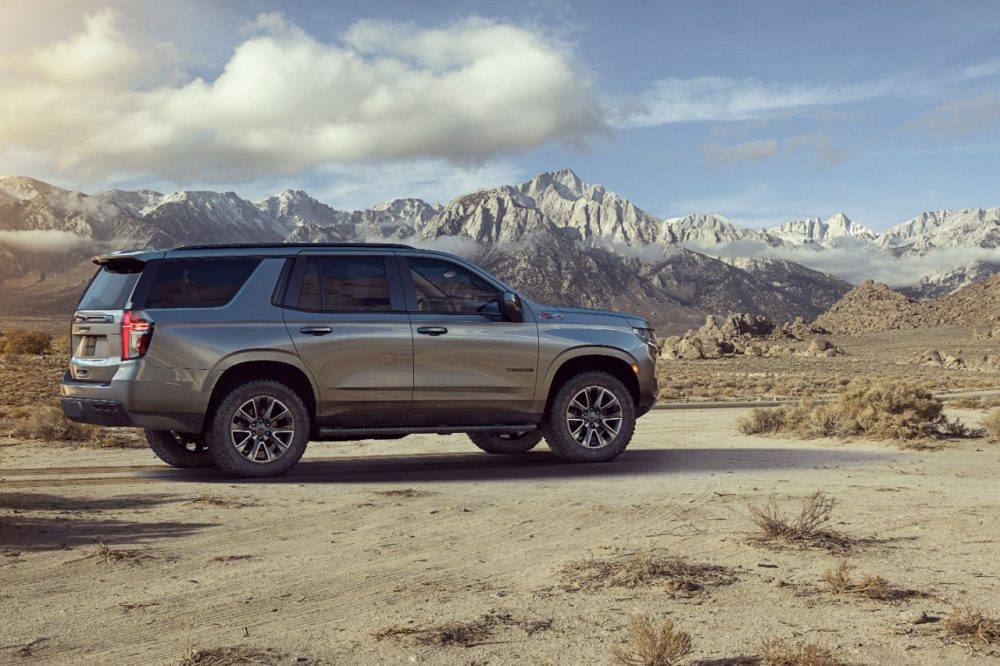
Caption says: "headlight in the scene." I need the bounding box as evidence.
[633,327,657,346]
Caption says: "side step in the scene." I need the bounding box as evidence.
[316,423,537,439]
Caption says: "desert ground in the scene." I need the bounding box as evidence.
[3,405,1000,665]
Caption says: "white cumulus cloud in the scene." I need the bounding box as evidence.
[0,11,604,183]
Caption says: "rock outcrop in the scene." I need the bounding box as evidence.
[659,314,843,360]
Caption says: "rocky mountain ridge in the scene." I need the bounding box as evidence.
[1,169,997,328]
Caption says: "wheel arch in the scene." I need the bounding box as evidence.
[207,354,318,430]
[541,348,641,414]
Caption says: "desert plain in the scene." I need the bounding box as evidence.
[3,319,1000,665]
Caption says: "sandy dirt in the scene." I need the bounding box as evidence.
[3,408,1000,665]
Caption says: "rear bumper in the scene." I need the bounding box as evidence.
[60,369,206,432]
[61,397,136,427]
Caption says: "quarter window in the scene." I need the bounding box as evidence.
[408,257,499,314]
[144,258,260,309]
[295,256,392,312]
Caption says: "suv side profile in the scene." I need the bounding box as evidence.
[61,243,658,477]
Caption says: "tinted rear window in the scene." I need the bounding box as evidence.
[78,266,141,311]
[144,258,261,309]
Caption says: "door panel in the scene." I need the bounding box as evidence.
[401,255,539,426]
[283,254,413,427]
[408,313,539,425]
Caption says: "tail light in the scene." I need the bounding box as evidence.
[121,310,154,360]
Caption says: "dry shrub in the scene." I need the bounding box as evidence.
[738,407,787,435]
[982,409,1000,443]
[51,334,72,356]
[611,615,692,666]
[561,548,735,594]
[83,543,149,565]
[374,612,552,646]
[739,379,981,443]
[759,638,842,666]
[0,329,52,354]
[369,488,433,498]
[7,406,143,447]
[178,646,286,665]
[821,561,903,601]
[11,406,100,442]
[945,606,1000,645]
[748,491,851,552]
[191,493,243,508]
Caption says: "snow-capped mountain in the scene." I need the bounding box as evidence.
[878,208,1000,256]
[766,213,876,249]
[1,170,998,325]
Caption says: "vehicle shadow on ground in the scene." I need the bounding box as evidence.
[152,446,898,485]
[0,492,217,552]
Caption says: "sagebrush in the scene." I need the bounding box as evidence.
[982,409,1000,443]
[748,491,851,552]
[760,637,843,665]
[737,378,981,442]
[0,329,52,355]
[611,615,692,666]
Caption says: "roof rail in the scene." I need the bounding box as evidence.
[172,242,414,251]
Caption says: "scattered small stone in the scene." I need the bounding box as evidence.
[898,609,930,625]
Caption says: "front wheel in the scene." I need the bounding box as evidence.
[145,430,214,468]
[469,430,543,454]
[206,380,310,478]
[542,371,637,463]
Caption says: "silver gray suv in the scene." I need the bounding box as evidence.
[61,244,658,477]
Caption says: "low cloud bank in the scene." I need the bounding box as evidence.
[682,240,1000,287]
[0,229,94,253]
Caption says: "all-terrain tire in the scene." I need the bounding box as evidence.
[144,430,215,468]
[206,380,310,478]
[541,370,636,463]
[468,429,543,454]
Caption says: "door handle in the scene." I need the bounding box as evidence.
[416,326,448,336]
[300,326,333,336]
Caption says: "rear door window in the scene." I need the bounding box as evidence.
[78,265,142,310]
[294,256,392,312]
[144,258,261,309]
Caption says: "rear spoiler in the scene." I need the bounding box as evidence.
[92,251,162,269]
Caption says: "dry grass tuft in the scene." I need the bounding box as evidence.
[611,615,692,666]
[191,493,244,508]
[748,491,852,553]
[374,612,552,646]
[821,561,906,601]
[368,488,433,498]
[561,548,736,594]
[759,638,843,666]
[737,379,981,443]
[944,605,1000,645]
[83,542,150,565]
[982,409,1000,443]
[177,645,287,665]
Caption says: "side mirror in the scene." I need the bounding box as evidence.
[501,291,524,323]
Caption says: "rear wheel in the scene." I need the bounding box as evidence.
[144,430,214,468]
[469,430,542,454]
[542,371,636,463]
[206,380,310,478]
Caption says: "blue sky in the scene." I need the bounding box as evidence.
[2,0,999,229]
